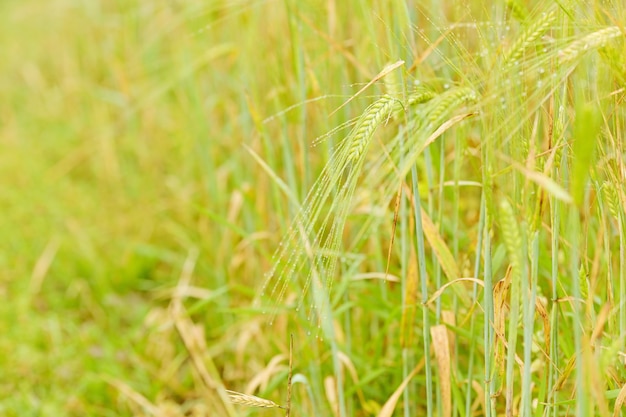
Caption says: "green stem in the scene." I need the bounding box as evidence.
[411,165,433,417]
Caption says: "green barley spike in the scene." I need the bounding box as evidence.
[559,26,623,63]
[506,0,529,22]
[347,95,402,162]
[603,182,620,221]
[503,9,557,65]
[407,88,436,106]
[427,87,477,124]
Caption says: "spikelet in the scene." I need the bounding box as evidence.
[558,26,623,62]
[426,87,478,124]
[407,88,436,106]
[504,9,557,65]
[602,181,620,220]
[346,89,435,163]
[347,95,402,162]
[226,390,285,409]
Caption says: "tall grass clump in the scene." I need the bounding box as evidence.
[258,2,626,417]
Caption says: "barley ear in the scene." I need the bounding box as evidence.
[602,181,621,221]
[506,0,529,22]
[427,87,478,125]
[346,95,402,162]
[407,88,436,106]
[558,26,623,63]
[226,390,286,409]
[503,9,557,65]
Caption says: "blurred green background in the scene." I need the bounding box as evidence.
[0,1,294,414]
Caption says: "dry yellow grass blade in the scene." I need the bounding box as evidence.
[613,383,626,417]
[28,237,59,296]
[416,112,477,156]
[471,380,487,416]
[384,185,403,287]
[244,353,288,394]
[376,358,425,417]
[226,390,285,409]
[431,325,452,417]
[498,153,573,204]
[324,376,340,417]
[534,296,551,358]
[441,310,457,364]
[493,266,512,389]
[554,354,576,392]
[400,243,419,349]
[586,336,611,417]
[337,351,368,408]
[425,278,484,306]
[104,377,159,416]
[168,251,238,417]
[590,304,611,345]
[420,207,460,283]
[329,60,404,117]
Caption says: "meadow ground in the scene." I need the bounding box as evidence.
[1,1,625,416]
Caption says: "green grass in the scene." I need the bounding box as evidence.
[1,1,625,416]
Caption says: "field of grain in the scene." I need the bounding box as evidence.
[1,1,625,416]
